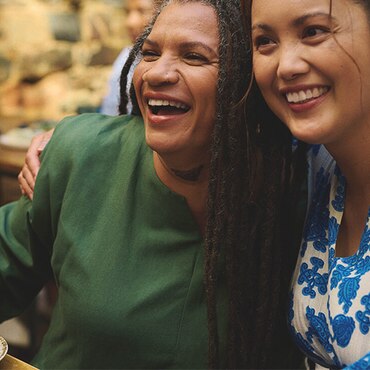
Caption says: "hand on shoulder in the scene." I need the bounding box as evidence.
[18,129,55,200]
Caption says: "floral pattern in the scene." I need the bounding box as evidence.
[298,257,329,298]
[356,294,370,336]
[289,145,370,368]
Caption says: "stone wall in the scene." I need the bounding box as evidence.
[0,0,129,124]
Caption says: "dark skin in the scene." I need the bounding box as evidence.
[171,165,204,181]
[19,2,219,240]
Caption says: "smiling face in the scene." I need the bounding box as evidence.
[133,1,219,167]
[251,0,370,146]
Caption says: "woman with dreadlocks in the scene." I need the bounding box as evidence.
[0,0,304,368]
[10,0,306,369]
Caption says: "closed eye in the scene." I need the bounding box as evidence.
[141,50,160,62]
[184,52,209,65]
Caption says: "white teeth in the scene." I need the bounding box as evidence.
[298,91,306,101]
[286,87,328,103]
[148,98,188,110]
[291,92,299,103]
[312,88,320,98]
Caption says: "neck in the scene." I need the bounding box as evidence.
[170,165,205,182]
[326,129,370,204]
[153,152,209,234]
[326,130,370,258]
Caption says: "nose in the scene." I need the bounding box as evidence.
[276,43,309,81]
[142,57,179,86]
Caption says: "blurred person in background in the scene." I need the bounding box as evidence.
[100,0,158,115]
[18,0,158,198]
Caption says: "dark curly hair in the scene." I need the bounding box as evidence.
[119,0,306,368]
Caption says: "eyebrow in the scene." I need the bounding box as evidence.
[143,38,217,55]
[252,12,333,32]
[292,12,332,26]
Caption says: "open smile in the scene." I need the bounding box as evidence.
[285,86,329,104]
[148,98,190,115]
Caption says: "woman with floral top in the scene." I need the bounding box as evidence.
[246,0,370,367]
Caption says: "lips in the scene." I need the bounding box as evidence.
[148,98,190,115]
[285,86,329,104]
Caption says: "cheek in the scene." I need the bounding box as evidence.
[188,71,217,115]
[253,64,279,111]
[132,66,145,108]
[206,74,218,104]
[203,83,217,120]
[253,58,269,93]
[132,66,141,92]
[253,52,278,90]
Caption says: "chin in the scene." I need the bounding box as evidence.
[286,123,327,145]
[146,140,178,156]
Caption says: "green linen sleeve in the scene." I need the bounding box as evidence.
[0,197,53,321]
[0,115,81,322]
[0,118,80,322]
[0,113,134,322]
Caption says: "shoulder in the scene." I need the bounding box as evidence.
[307,144,336,178]
[34,113,146,210]
[41,113,145,172]
[306,145,336,202]
[53,112,140,133]
[50,113,143,149]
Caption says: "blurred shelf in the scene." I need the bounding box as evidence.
[0,119,26,205]
[0,144,25,175]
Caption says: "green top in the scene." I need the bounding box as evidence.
[0,114,227,369]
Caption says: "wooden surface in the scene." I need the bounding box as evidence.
[0,146,25,176]
[0,145,25,205]
[0,118,26,176]
[0,355,38,370]
[0,118,27,204]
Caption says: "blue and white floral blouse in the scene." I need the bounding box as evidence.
[289,145,370,369]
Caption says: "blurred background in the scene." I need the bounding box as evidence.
[0,0,129,122]
[0,0,130,202]
[0,0,133,362]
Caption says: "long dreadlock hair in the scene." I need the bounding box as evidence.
[119,0,306,368]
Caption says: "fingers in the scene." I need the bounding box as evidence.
[18,128,55,200]
[26,130,54,178]
[18,164,35,200]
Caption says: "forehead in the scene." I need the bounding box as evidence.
[150,2,219,41]
[251,0,370,40]
[252,0,325,17]
[252,0,357,20]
